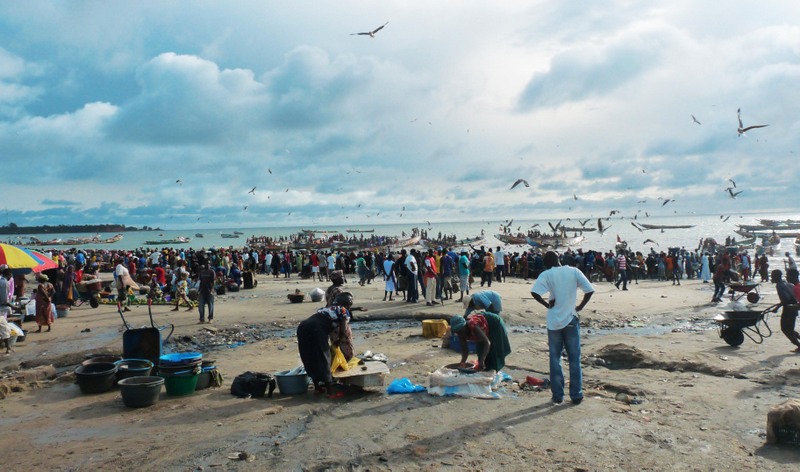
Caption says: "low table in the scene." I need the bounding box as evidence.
[333,360,389,387]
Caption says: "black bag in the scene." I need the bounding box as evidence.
[230,371,276,399]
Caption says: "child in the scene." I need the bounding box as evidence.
[171,272,193,312]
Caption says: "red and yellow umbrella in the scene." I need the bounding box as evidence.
[0,243,58,273]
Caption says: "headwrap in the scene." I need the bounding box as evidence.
[330,270,344,284]
[450,315,466,332]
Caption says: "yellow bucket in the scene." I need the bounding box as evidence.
[422,319,449,338]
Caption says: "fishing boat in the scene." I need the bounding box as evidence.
[527,235,585,248]
[346,229,374,233]
[220,233,240,238]
[639,224,695,230]
[144,236,191,245]
[195,233,204,238]
[233,231,244,235]
[395,235,421,248]
[495,234,528,245]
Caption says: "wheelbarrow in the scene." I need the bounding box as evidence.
[118,298,174,365]
[74,278,104,308]
[713,304,778,347]
[726,281,761,303]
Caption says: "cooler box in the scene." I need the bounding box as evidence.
[448,334,477,353]
[422,319,449,338]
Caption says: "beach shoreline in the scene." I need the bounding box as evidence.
[1,268,799,470]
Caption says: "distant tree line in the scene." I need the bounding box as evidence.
[0,223,157,234]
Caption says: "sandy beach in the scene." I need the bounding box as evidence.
[1,271,799,471]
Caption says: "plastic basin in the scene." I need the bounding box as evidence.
[75,362,118,394]
[275,370,310,395]
[160,371,199,396]
[116,359,154,381]
[118,376,164,408]
[159,351,202,366]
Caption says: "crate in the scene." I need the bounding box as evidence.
[448,334,477,353]
[776,427,800,445]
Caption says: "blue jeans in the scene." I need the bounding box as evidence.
[198,294,214,321]
[713,280,726,300]
[548,316,582,401]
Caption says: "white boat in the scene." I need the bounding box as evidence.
[527,235,585,248]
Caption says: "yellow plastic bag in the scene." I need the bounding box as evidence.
[331,346,361,374]
[331,346,348,373]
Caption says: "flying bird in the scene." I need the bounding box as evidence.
[510,178,530,190]
[248,186,256,195]
[351,21,389,38]
[579,219,590,227]
[722,215,731,222]
[661,199,675,207]
[631,222,644,233]
[573,194,578,200]
[243,206,248,211]
[175,179,182,185]
[643,239,659,246]
[727,188,744,199]
[691,115,701,125]
[728,178,736,188]
[548,220,562,232]
[597,219,610,235]
[268,168,272,174]
[737,108,768,136]
[609,210,620,217]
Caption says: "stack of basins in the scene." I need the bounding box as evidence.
[158,352,202,396]
[115,358,163,408]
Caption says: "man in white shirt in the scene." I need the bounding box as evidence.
[114,258,132,312]
[531,251,595,405]
[494,246,506,283]
[404,249,419,303]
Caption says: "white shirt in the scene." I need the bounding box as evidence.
[405,254,418,275]
[531,266,595,330]
[265,253,273,267]
[495,250,505,266]
[327,255,336,269]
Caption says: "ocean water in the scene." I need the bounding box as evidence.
[4,212,798,254]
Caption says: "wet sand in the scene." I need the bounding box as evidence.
[1,272,799,470]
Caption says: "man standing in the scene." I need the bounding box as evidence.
[772,269,800,352]
[614,250,628,290]
[531,251,595,405]
[405,249,419,303]
[495,246,506,283]
[457,249,470,303]
[197,263,216,324]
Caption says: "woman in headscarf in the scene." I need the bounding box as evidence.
[35,274,55,333]
[324,271,367,360]
[382,253,396,301]
[297,292,357,397]
[450,311,511,372]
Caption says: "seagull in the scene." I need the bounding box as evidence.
[691,115,701,125]
[548,220,562,232]
[597,219,610,235]
[631,222,644,233]
[737,108,768,136]
[268,168,272,174]
[175,179,183,185]
[609,210,620,217]
[248,186,256,195]
[351,21,389,38]
[510,178,530,190]
[243,206,248,211]
[722,215,731,222]
[637,200,647,204]
[661,199,675,207]
[727,188,744,199]
[579,219,590,227]
[643,238,659,246]
[573,194,578,200]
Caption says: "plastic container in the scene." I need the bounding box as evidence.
[448,334,477,353]
[116,359,154,381]
[422,320,449,338]
[159,351,202,366]
[160,371,199,396]
[118,376,164,408]
[56,307,70,318]
[75,362,118,394]
[195,366,216,390]
[275,370,310,395]
[82,354,123,366]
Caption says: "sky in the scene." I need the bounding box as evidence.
[1,0,799,230]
